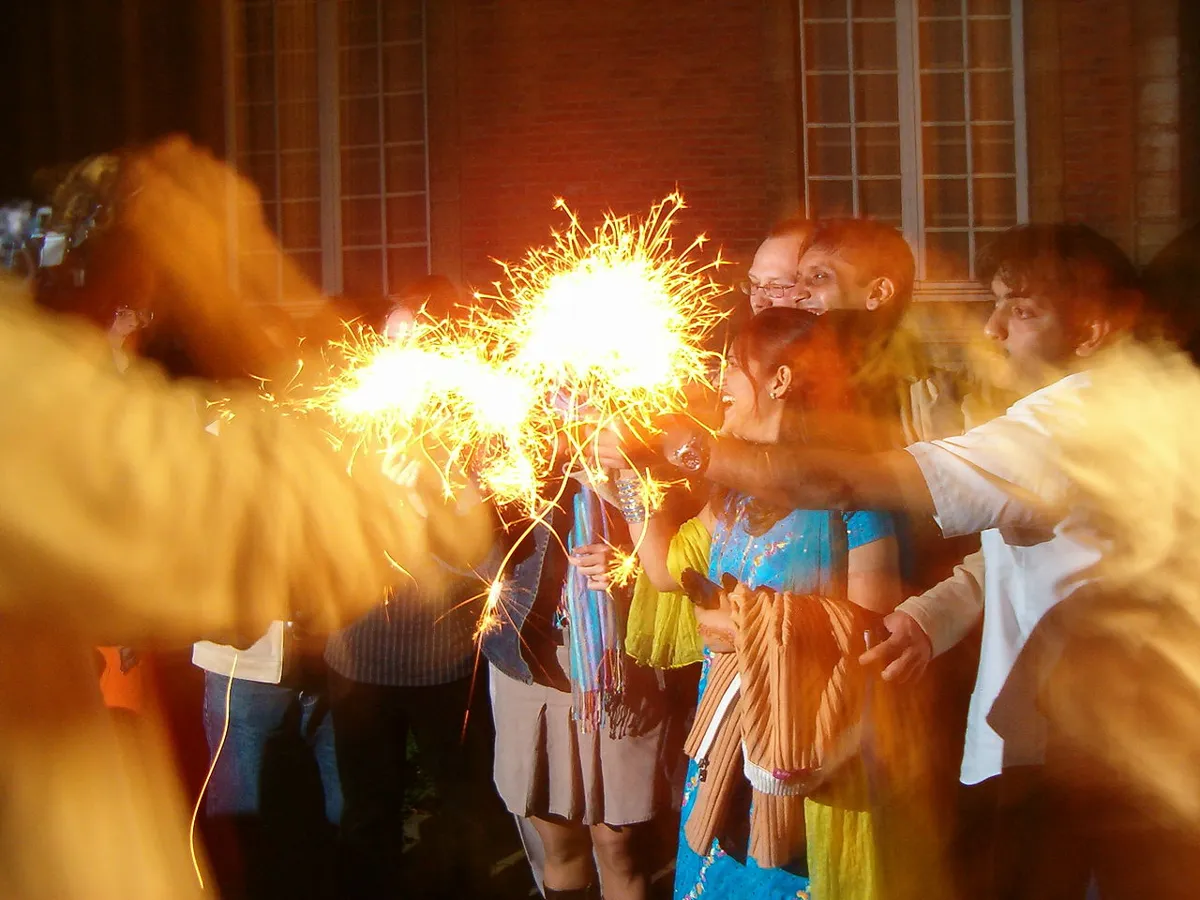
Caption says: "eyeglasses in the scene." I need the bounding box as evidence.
[737,280,799,300]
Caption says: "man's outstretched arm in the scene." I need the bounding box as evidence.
[690,432,936,518]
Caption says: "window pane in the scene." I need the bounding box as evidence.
[806,74,852,123]
[343,197,382,246]
[968,18,1011,69]
[918,0,963,16]
[288,250,323,289]
[970,71,1014,120]
[341,47,380,96]
[280,200,320,250]
[807,127,853,175]
[924,230,971,281]
[855,73,899,121]
[920,72,966,122]
[279,150,320,200]
[804,22,851,71]
[245,53,275,103]
[387,248,428,294]
[244,107,278,154]
[383,44,423,93]
[919,18,965,69]
[239,152,278,203]
[386,195,426,244]
[924,177,969,227]
[857,125,901,175]
[278,52,318,100]
[971,123,1015,174]
[385,93,425,143]
[242,3,273,52]
[382,0,423,42]
[275,2,315,48]
[968,0,1011,14]
[385,143,427,194]
[923,124,968,174]
[342,146,383,197]
[853,21,897,71]
[973,176,1016,225]
[343,248,383,297]
[341,0,382,47]
[341,96,380,146]
[809,179,855,216]
[278,100,318,150]
[853,0,895,16]
[804,0,850,20]
[861,179,903,223]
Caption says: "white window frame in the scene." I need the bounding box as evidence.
[799,0,1029,299]
[220,0,433,305]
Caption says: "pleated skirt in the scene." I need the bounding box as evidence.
[490,644,683,826]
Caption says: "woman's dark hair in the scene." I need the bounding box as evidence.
[715,307,860,533]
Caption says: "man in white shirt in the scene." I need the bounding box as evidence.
[602,222,1146,899]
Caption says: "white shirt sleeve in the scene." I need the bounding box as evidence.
[897,550,985,657]
[904,373,1088,538]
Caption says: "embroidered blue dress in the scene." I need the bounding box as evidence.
[674,494,894,900]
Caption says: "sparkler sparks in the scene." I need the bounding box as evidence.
[313,192,727,526]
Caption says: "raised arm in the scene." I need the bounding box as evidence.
[0,283,444,647]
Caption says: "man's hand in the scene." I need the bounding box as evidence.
[118,137,315,381]
[858,609,933,683]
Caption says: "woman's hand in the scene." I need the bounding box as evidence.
[568,542,615,591]
[695,582,738,653]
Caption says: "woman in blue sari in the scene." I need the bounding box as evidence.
[613,308,903,899]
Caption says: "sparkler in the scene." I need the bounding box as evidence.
[311,192,728,633]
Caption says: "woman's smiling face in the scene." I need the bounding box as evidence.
[719,352,783,443]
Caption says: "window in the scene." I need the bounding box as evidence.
[225,0,431,305]
[799,0,1028,294]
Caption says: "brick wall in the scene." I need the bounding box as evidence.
[1055,0,1139,249]
[436,0,792,292]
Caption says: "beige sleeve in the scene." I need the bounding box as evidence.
[0,283,436,646]
[896,550,985,657]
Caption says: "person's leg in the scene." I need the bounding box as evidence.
[528,815,596,896]
[327,670,410,900]
[201,672,297,900]
[992,766,1089,900]
[589,821,652,900]
[404,674,520,890]
[299,678,342,827]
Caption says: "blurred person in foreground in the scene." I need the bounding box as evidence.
[0,137,492,900]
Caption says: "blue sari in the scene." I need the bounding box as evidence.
[673,494,894,900]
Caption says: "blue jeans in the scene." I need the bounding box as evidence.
[202,671,342,823]
[202,669,343,900]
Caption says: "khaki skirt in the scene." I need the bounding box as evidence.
[490,644,684,826]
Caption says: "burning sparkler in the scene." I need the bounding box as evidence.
[311,192,727,632]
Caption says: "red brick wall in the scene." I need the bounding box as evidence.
[1055,0,1139,247]
[447,0,786,291]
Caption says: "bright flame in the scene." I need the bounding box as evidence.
[311,191,726,524]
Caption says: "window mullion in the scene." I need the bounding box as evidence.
[895,0,924,278]
[1010,0,1030,224]
[316,0,343,296]
[845,0,859,216]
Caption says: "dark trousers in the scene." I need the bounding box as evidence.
[954,766,1089,900]
[201,664,340,900]
[328,670,515,899]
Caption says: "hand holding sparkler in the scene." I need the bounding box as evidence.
[568,543,616,591]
